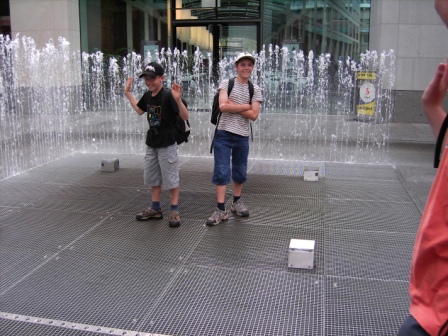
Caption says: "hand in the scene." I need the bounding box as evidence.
[124,77,133,93]
[171,82,182,100]
[422,58,448,110]
[435,0,448,28]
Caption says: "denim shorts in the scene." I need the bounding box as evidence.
[212,130,249,185]
[144,144,179,190]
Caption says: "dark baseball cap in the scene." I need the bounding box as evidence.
[139,62,164,78]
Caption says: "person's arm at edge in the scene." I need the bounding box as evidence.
[422,59,448,139]
[124,77,145,115]
[171,82,189,121]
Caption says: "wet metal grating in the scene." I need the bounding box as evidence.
[0,152,431,335]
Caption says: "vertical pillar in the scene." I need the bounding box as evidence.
[10,0,80,50]
[126,2,133,52]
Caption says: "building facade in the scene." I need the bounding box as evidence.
[6,0,448,122]
[76,0,371,66]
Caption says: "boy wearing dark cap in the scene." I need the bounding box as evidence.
[124,62,189,228]
[206,52,263,226]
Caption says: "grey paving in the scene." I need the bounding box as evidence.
[0,140,438,335]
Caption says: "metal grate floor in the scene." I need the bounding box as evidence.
[0,145,436,336]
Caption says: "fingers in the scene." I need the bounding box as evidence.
[442,59,448,88]
[124,77,133,92]
[432,63,445,86]
[429,63,447,91]
[422,63,447,107]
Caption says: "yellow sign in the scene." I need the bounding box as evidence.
[357,102,376,116]
[357,71,377,80]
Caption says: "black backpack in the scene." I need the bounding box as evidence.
[210,78,254,153]
[163,88,190,145]
[174,115,191,145]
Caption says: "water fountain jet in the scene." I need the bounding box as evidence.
[0,34,395,180]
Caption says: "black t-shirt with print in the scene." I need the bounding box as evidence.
[137,88,187,148]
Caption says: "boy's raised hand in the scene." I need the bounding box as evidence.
[124,77,133,94]
[422,58,448,110]
[422,57,448,138]
[171,82,182,100]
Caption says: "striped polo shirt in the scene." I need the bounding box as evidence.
[217,78,263,137]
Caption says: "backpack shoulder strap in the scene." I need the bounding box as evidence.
[228,78,235,96]
[160,88,178,127]
[247,80,255,141]
[434,113,448,168]
[161,87,170,104]
[248,80,254,103]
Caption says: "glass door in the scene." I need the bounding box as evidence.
[218,24,257,59]
[175,23,257,69]
[173,23,257,109]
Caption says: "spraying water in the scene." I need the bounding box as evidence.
[0,35,395,180]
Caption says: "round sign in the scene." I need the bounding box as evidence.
[359,82,376,103]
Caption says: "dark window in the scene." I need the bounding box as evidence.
[0,1,11,37]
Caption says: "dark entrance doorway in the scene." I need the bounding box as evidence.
[173,22,259,81]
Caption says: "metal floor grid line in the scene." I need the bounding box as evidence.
[0,145,436,336]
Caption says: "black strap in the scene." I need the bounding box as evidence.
[217,77,235,125]
[434,113,448,168]
[248,81,254,141]
[209,79,232,154]
[214,78,235,129]
[438,319,448,336]
[229,78,235,97]
[160,87,171,126]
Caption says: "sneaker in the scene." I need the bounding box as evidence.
[231,200,249,217]
[168,210,181,228]
[206,208,229,226]
[136,207,163,221]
